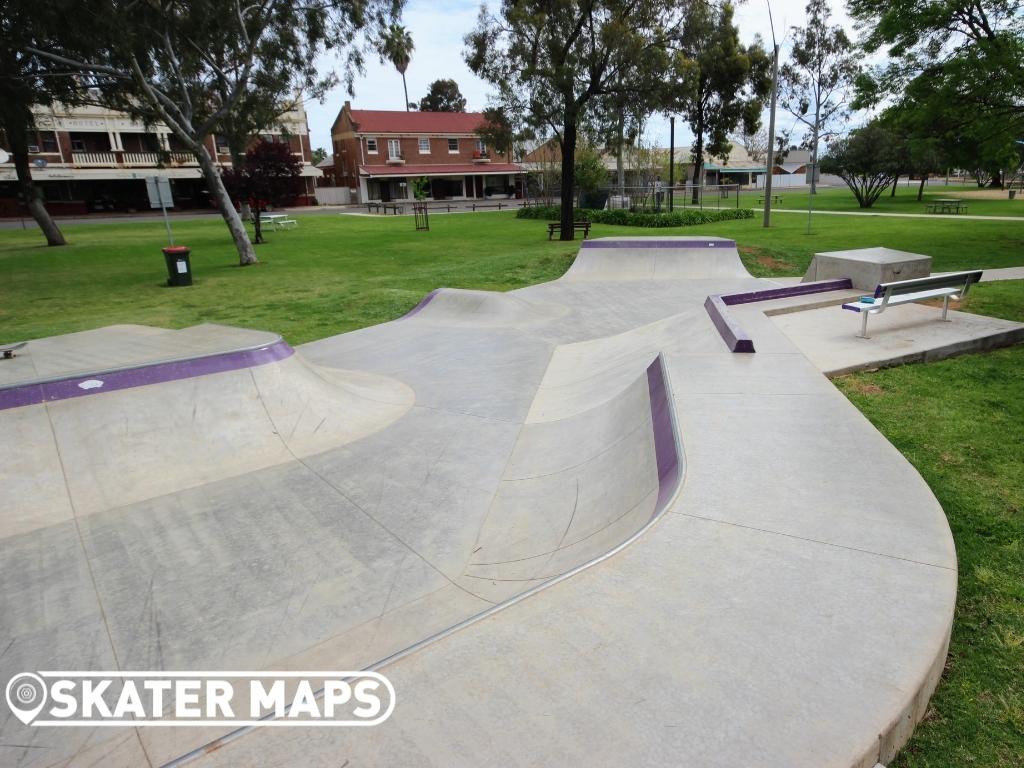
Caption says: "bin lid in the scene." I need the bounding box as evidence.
[162,246,190,255]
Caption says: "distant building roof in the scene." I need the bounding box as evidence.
[349,110,487,135]
[316,156,334,169]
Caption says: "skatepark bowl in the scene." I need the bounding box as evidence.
[1,237,961,768]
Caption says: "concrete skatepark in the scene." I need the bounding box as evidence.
[2,237,1021,767]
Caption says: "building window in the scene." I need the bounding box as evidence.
[71,137,86,151]
[366,137,378,153]
[215,135,230,154]
[39,132,59,153]
[388,139,401,159]
[476,139,486,154]
[418,137,430,154]
[448,138,459,153]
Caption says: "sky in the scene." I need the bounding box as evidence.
[303,0,858,155]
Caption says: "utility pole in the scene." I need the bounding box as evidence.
[669,116,675,213]
[763,1,778,228]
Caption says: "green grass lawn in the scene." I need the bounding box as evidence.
[669,184,1024,218]
[2,208,1023,766]
[2,208,1023,344]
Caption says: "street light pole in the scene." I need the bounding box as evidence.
[669,116,675,213]
[763,0,779,228]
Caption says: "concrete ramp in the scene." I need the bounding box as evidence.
[458,356,681,602]
[562,236,750,281]
[0,327,414,536]
[404,287,570,326]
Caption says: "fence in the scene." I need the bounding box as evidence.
[314,186,352,206]
[527,184,753,212]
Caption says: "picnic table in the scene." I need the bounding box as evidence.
[259,213,297,230]
[925,198,968,214]
[757,194,783,205]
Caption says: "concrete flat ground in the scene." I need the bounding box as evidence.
[0,238,959,768]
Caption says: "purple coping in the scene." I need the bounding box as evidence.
[581,239,736,249]
[720,278,853,306]
[646,355,682,514]
[704,295,755,353]
[402,288,441,318]
[705,278,854,353]
[0,340,294,412]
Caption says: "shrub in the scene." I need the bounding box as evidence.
[517,205,754,227]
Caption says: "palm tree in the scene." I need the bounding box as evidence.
[380,24,414,111]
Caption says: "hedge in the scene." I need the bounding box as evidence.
[517,204,754,228]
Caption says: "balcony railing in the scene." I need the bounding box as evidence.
[167,152,199,166]
[386,152,406,165]
[473,150,491,163]
[72,152,118,166]
[122,152,163,166]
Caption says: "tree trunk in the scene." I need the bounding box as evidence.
[890,175,899,196]
[917,175,927,201]
[196,144,257,265]
[616,112,625,191]
[810,117,819,195]
[229,144,252,221]
[253,204,263,244]
[402,74,410,112]
[10,135,65,246]
[690,109,704,205]
[559,114,578,242]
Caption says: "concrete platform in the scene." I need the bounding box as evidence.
[769,302,1024,375]
[803,247,932,291]
[0,238,957,768]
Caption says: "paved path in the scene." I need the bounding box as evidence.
[764,207,1024,222]
[0,238,955,768]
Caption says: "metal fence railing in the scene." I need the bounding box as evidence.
[525,184,775,213]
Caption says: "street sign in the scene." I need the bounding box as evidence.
[145,176,174,209]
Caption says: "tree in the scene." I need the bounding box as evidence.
[778,0,859,195]
[850,1,1024,187]
[819,123,901,208]
[379,24,414,112]
[222,140,301,244]
[311,146,329,164]
[732,127,768,164]
[465,0,678,240]
[0,0,83,246]
[31,0,399,265]
[418,79,467,112]
[671,1,771,203]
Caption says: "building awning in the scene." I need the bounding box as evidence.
[359,163,524,178]
[705,165,768,173]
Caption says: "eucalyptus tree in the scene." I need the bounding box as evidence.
[778,0,859,195]
[465,0,681,240]
[669,1,771,204]
[30,0,401,265]
[419,79,467,112]
[851,0,1023,187]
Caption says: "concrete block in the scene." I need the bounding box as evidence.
[803,247,932,291]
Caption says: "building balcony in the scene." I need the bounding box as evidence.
[386,153,406,165]
[472,151,491,163]
[72,152,118,166]
[122,152,163,166]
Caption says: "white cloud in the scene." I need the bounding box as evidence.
[305,0,862,155]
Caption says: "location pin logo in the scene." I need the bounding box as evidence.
[5,673,47,725]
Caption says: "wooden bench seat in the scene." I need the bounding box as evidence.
[547,221,591,240]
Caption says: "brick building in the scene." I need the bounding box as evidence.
[0,103,321,216]
[330,102,525,203]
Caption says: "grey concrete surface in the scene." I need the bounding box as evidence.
[0,238,960,768]
[769,302,1024,375]
[803,247,932,291]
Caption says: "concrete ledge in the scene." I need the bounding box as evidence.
[705,279,854,353]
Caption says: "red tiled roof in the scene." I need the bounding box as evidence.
[349,110,487,135]
[360,163,524,177]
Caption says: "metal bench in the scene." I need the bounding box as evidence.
[842,270,984,338]
[547,221,591,240]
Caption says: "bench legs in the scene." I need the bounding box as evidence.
[941,295,952,321]
[858,311,870,339]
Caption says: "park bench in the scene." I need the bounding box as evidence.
[842,270,983,338]
[547,221,591,240]
[925,199,968,214]
[757,194,783,205]
[471,201,508,211]
[365,202,404,215]
[259,214,297,230]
